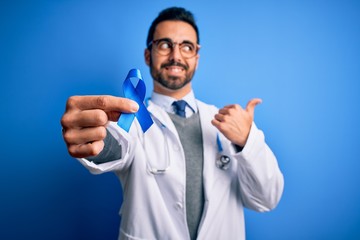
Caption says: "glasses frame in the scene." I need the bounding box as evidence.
[147,38,200,59]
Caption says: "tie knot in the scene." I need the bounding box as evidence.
[172,100,187,117]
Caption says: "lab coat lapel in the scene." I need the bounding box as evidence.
[147,100,179,137]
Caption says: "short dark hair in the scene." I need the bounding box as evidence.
[146,7,200,48]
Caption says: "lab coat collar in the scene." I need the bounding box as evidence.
[147,100,179,136]
[150,91,198,115]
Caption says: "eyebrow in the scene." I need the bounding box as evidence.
[181,40,195,46]
[157,38,195,45]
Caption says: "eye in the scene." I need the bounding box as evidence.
[181,43,194,53]
[158,41,171,50]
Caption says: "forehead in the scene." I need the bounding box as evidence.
[154,20,197,43]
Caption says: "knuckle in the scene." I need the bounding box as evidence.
[96,96,109,109]
[217,123,227,132]
[229,106,239,113]
[93,110,108,125]
[88,142,104,156]
[62,130,75,144]
[99,127,107,139]
[66,96,78,110]
[60,114,72,128]
[89,149,101,157]
[88,146,98,156]
[95,127,107,140]
[222,115,230,122]
[67,145,79,157]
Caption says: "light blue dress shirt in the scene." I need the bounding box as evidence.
[150,91,198,118]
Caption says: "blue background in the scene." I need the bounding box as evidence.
[1,0,360,239]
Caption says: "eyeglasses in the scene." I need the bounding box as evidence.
[148,38,200,59]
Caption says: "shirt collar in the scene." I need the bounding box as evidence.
[151,90,198,114]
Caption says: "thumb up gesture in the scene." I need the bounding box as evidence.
[211,98,262,147]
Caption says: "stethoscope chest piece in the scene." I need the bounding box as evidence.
[216,133,231,170]
[216,155,231,170]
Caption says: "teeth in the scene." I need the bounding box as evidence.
[168,67,182,73]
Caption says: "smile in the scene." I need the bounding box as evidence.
[165,66,184,73]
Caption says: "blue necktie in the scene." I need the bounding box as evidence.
[172,100,187,118]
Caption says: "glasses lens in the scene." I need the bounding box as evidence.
[179,42,196,58]
[152,40,169,55]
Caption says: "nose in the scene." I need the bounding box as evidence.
[168,43,183,62]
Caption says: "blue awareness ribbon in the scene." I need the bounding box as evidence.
[117,69,153,132]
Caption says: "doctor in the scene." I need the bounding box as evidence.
[61,7,284,240]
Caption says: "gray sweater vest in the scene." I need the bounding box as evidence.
[168,112,205,240]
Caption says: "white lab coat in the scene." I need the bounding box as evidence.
[77,99,284,240]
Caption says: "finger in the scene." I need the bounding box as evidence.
[75,109,108,127]
[211,119,229,133]
[63,126,107,145]
[218,108,230,115]
[68,140,105,158]
[67,95,139,113]
[219,104,242,115]
[211,119,221,129]
[245,98,262,117]
[214,113,227,122]
[61,109,107,129]
[218,108,229,114]
[222,104,240,109]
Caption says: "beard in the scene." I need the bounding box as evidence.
[150,59,195,90]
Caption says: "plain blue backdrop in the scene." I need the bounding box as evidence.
[1,0,360,239]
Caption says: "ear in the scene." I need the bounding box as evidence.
[144,48,151,66]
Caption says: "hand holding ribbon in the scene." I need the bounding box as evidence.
[117,69,153,132]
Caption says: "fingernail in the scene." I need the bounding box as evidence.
[130,101,139,112]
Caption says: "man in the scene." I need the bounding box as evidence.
[61,7,284,240]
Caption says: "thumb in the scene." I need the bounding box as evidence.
[246,98,262,117]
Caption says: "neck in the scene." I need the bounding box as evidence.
[153,82,192,100]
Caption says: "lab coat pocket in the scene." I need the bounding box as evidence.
[213,140,238,186]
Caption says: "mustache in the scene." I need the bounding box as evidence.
[161,60,188,70]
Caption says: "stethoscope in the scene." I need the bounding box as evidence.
[215,133,231,170]
[144,98,231,174]
[147,119,171,174]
